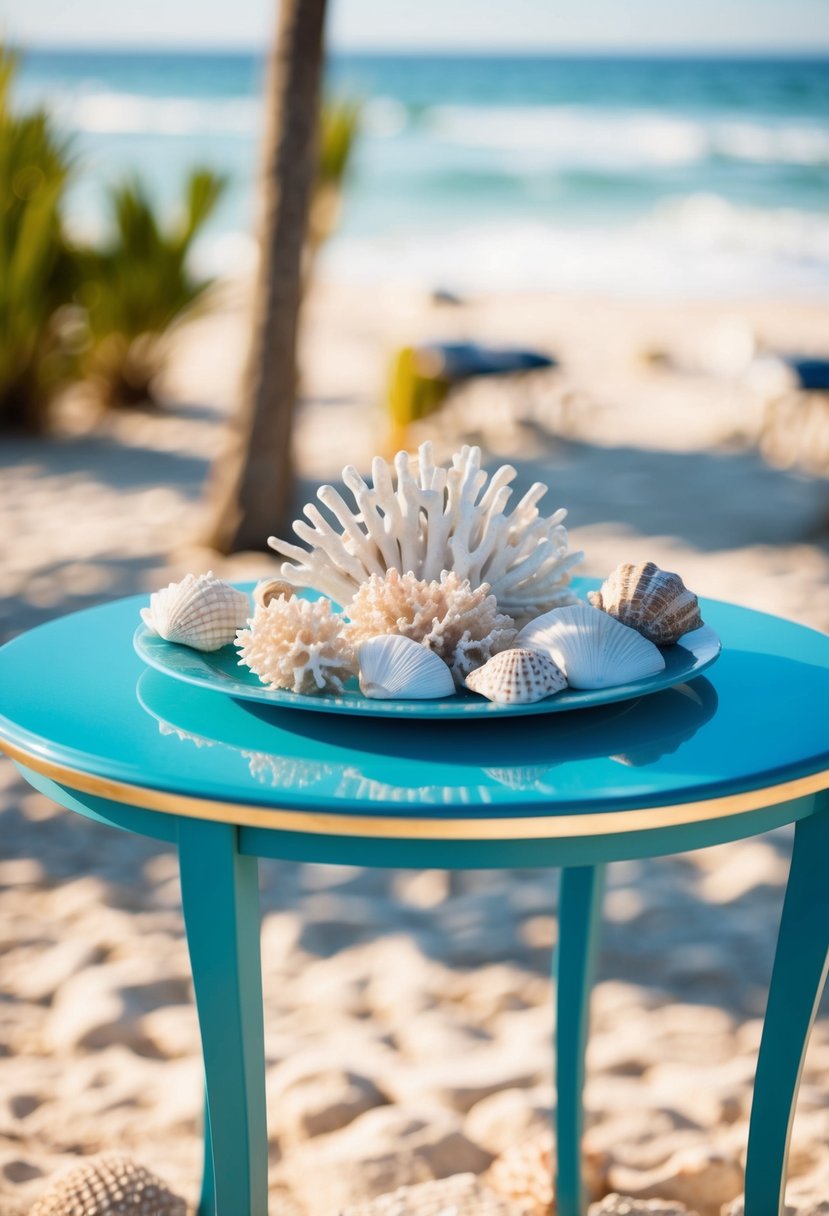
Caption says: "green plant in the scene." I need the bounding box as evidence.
[78,168,227,408]
[0,47,77,431]
[307,98,361,269]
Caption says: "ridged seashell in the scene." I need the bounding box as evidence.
[588,561,703,646]
[29,1155,185,1216]
[517,603,665,689]
[141,572,249,652]
[358,634,455,700]
[269,441,582,618]
[465,647,567,705]
[236,596,355,694]
[253,577,295,609]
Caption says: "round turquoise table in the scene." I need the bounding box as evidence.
[1,583,828,1216]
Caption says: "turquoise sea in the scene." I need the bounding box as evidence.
[14,49,829,296]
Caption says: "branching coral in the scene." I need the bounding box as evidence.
[268,442,582,618]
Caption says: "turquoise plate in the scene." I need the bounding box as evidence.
[133,619,721,720]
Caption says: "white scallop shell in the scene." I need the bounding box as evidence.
[517,602,665,689]
[358,635,455,700]
[465,647,567,705]
[141,572,249,652]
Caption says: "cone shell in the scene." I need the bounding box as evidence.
[358,634,456,700]
[141,572,249,652]
[517,602,665,689]
[588,561,702,646]
[465,647,567,705]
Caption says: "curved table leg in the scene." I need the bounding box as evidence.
[744,803,829,1216]
[554,864,606,1216]
[199,1089,215,1216]
[178,819,268,1216]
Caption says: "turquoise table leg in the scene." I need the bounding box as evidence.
[744,803,829,1216]
[178,819,268,1216]
[199,1088,215,1216]
[554,865,606,1216]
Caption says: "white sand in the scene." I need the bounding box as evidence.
[0,283,827,1215]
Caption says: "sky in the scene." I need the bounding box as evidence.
[4,0,829,53]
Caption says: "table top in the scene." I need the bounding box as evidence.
[1,582,828,839]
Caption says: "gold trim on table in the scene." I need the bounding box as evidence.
[1,739,826,840]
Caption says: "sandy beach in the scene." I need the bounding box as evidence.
[1,281,828,1215]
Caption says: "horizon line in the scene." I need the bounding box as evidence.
[15,41,829,59]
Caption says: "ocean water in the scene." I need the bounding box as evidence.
[14,49,829,297]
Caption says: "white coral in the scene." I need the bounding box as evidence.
[236,596,355,695]
[344,568,517,686]
[268,442,582,618]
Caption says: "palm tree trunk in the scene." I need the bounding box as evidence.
[199,0,327,553]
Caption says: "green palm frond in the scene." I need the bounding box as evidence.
[0,44,76,430]
[317,98,361,189]
[77,167,227,407]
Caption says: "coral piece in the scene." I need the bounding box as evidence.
[357,634,456,700]
[253,577,296,609]
[29,1155,185,1216]
[588,1196,697,1216]
[236,595,355,695]
[244,753,336,788]
[141,572,249,652]
[465,648,567,705]
[588,562,703,646]
[268,442,582,618]
[344,568,516,686]
[517,603,665,689]
[157,720,215,748]
[486,1132,609,1216]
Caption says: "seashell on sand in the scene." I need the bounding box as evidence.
[588,561,703,646]
[268,441,582,618]
[29,1155,185,1216]
[253,577,295,609]
[236,596,355,695]
[140,572,249,652]
[465,647,567,705]
[358,634,456,700]
[517,603,665,689]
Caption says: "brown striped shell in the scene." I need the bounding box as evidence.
[29,1156,185,1216]
[587,562,703,647]
[465,648,567,705]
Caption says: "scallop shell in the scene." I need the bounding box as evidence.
[517,602,665,689]
[465,647,567,705]
[587,561,703,646]
[141,572,249,652]
[358,634,456,700]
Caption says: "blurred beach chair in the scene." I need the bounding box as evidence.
[387,341,556,450]
[753,355,829,475]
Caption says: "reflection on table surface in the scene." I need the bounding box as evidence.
[137,669,719,806]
